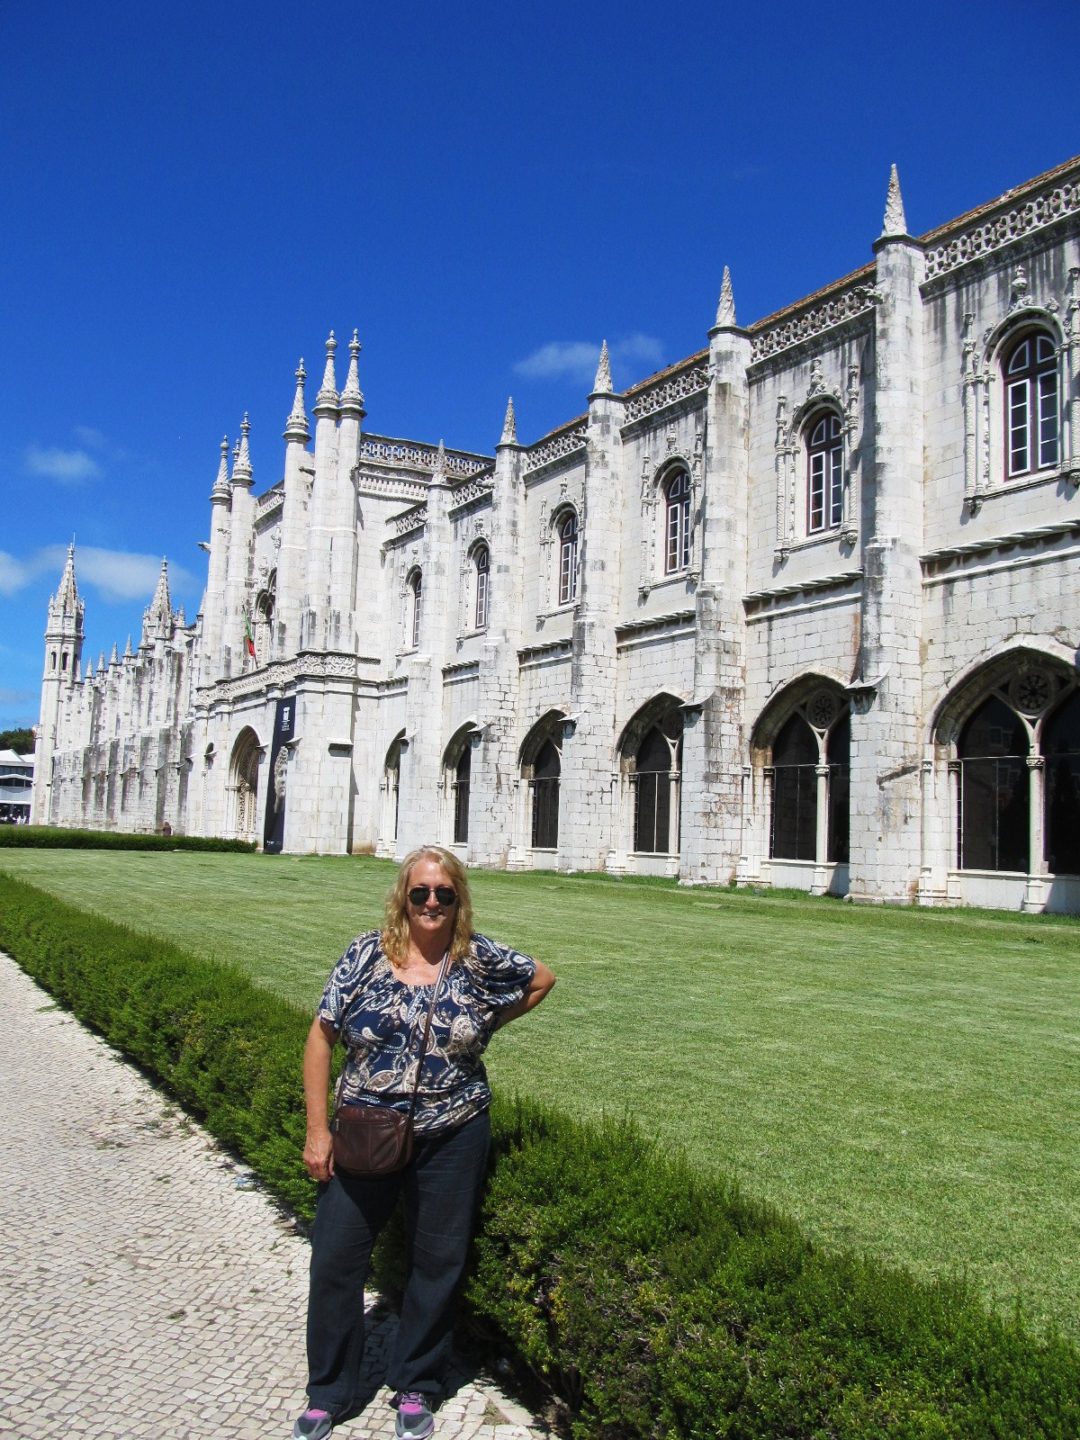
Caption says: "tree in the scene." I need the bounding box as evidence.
[0,728,35,754]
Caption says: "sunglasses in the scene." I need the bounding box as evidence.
[407,885,458,907]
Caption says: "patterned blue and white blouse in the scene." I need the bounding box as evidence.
[318,929,536,1135]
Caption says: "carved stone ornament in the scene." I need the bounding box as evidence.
[1010,668,1053,716]
[751,282,880,364]
[806,689,839,730]
[924,173,1080,282]
[624,366,710,424]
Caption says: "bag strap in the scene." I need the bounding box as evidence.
[404,949,451,1121]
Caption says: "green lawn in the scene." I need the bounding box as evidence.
[3,848,1078,1341]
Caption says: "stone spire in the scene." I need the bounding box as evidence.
[97,652,105,673]
[124,635,133,658]
[499,396,518,445]
[314,330,340,413]
[109,642,119,667]
[211,435,231,502]
[881,163,908,238]
[284,359,310,442]
[50,542,82,624]
[339,329,366,417]
[431,439,448,482]
[85,656,94,680]
[592,339,613,395]
[715,266,737,328]
[144,558,173,638]
[232,414,254,487]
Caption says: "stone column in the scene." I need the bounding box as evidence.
[681,285,751,884]
[847,205,926,904]
[559,363,624,871]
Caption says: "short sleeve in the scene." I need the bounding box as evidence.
[317,931,381,1034]
[465,933,536,1012]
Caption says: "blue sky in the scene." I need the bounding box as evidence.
[2,0,1077,731]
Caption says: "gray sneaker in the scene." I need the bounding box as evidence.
[392,1391,435,1439]
[293,1408,334,1439]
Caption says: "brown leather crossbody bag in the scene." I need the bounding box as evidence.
[330,951,450,1178]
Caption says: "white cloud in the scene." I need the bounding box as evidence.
[53,546,198,603]
[73,424,108,450]
[24,445,102,484]
[514,340,599,384]
[0,552,35,596]
[513,333,666,388]
[0,546,197,604]
[614,332,666,370]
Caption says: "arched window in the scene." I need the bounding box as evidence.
[807,412,843,532]
[768,700,850,864]
[473,544,490,630]
[452,744,471,844]
[531,738,560,848]
[383,733,404,847]
[1044,692,1080,875]
[633,724,682,854]
[557,511,578,605]
[663,468,691,573]
[406,568,423,649]
[1004,331,1059,478]
[771,714,818,860]
[957,696,1028,871]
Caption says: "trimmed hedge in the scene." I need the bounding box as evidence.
[0,825,256,852]
[1,871,1077,1438]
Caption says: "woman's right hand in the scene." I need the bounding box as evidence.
[302,1016,337,1181]
[303,1125,335,1182]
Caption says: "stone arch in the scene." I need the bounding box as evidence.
[228,726,262,843]
[616,693,685,859]
[442,720,480,847]
[379,728,406,854]
[751,672,850,760]
[519,709,566,852]
[749,674,851,882]
[922,645,1080,903]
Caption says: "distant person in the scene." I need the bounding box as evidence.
[294,845,555,1440]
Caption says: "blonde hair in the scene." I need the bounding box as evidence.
[382,845,475,967]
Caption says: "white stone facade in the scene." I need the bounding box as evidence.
[33,158,1080,912]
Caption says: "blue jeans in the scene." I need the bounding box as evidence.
[305,1108,491,1415]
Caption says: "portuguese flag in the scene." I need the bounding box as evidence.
[244,610,256,659]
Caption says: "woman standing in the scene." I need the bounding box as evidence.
[294,846,555,1440]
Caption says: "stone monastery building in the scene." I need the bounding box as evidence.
[34,157,1080,912]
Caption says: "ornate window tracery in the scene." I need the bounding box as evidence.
[948,667,1080,876]
[774,360,860,558]
[766,689,850,865]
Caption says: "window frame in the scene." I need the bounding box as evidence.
[556,510,579,606]
[405,567,423,650]
[1004,330,1059,480]
[472,543,490,631]
[806,411,844,534]
[662,468,692,575]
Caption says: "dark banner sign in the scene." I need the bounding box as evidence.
[263,697,295,853]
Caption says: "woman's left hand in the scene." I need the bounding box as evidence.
[496,959,556,1027]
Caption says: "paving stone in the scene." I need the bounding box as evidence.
[0,953,549,1439]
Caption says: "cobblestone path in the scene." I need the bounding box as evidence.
[0,953,546,1440]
